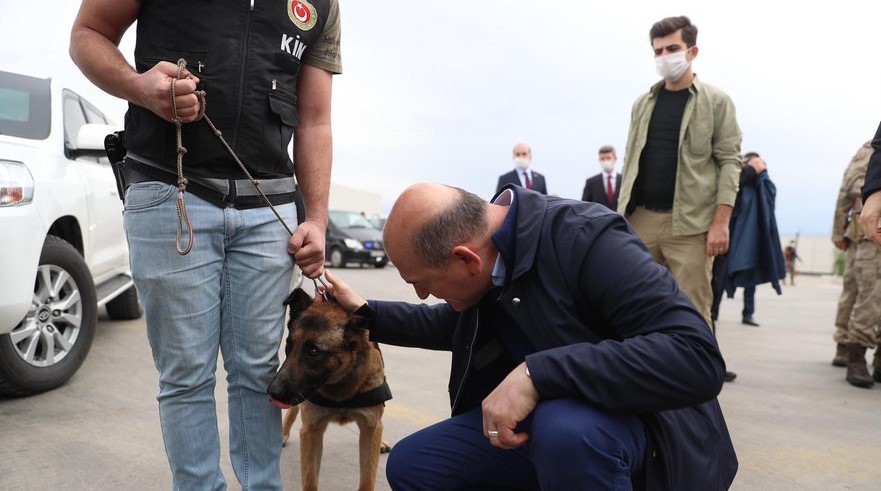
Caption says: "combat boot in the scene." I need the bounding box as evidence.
[832,343,848,367]
[846,344,874,388]
[873,349,881,383]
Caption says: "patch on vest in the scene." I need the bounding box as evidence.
[288,0,317,31]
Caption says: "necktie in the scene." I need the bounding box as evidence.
[524,172,532,190]
[606,174,615,204]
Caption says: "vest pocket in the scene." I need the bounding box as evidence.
[268,90,301,127]
[259,89,300,172]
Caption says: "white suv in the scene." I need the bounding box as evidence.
[0,70,141,396]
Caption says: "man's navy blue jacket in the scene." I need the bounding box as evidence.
[724,168,786,296]
[368,185,737,490]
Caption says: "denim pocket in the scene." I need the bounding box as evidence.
[124,181,176,211]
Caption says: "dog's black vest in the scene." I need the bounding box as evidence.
[126,0,332,181]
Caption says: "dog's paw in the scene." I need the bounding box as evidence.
[380,441,392,454]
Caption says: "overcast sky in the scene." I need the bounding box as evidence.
[3,1,880,235]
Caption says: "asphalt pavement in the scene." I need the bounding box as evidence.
[1,268,879,490]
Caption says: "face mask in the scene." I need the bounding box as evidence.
[600,160,615,174]
[655,50,690,83]
[514,157,530,170]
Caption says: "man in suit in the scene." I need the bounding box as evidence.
[496,143,548,194]
[582,145,622,210]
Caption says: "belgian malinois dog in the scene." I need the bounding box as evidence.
[268,288,392,491]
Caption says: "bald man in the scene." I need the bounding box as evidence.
[496,143,548,194]
[324,183,737,491]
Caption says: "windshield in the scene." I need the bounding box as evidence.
[329,210,375,229]
[0,71,51,140]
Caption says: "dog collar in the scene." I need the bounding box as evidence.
[307,378,393,409]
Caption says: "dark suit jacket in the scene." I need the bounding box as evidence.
[581,172,622,210]
[496,169,547,195]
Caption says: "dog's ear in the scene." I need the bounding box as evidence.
[282,288,313,321]
[345,312,369,333]
[343,313,369,351]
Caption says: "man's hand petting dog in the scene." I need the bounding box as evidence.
[322,270,368,312]
[481,362,539,450]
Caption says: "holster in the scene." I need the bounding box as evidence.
[104,131,127,201]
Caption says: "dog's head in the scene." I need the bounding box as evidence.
[267,288,371,409]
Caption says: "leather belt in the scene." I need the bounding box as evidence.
[121,154,297,210]
[639,205,673,213]
[126,152,296,196]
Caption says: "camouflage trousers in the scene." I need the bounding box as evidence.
[834,240,881,347]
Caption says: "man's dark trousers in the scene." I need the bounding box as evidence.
[385,398,646,490]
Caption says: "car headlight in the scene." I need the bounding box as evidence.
[0,160,35,206]
[343,238,364,250]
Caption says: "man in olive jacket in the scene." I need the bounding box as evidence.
[325,183,737,490]
[618,16,742,327]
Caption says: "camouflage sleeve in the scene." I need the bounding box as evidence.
[833,144,872,242]
[832,167,853,243]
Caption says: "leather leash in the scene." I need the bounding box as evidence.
[170,59,329,296]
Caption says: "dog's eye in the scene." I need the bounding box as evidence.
[308,347,320,357]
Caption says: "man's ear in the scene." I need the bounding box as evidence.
[450,245,482,275]
[282,288,313,322]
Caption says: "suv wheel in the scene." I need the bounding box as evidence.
[106,286,142,320]
[0,236,98,396]
[329,247,345,268]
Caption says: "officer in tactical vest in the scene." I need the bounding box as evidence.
[70,0,342,488]
[831,141,881,388]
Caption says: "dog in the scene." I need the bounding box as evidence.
[268,288,392,491]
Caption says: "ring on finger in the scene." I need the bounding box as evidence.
[487,430,499,438]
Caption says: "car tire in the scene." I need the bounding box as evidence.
[105,286,142,320]
[329,247,345,268]
[0,236,98,396]
[374,259,388,269]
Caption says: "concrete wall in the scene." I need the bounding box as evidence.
[779,235,837,275]
[328,183,382,216]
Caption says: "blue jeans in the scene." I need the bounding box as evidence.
[387,399,646,491]
[124,182,295,491]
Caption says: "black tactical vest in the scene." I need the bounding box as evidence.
[125,0,331,180]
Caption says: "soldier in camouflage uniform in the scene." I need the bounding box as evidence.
[831,141,881,387]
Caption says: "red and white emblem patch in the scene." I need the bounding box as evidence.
[288,0,317,31]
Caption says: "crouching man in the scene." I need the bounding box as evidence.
[324,183,737,490]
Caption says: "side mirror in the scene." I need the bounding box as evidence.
[71,123,121,159]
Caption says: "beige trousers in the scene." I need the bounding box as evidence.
[627,207,713,327]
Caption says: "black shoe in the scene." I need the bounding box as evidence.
[741,316,760,327]
[724,371,737,382]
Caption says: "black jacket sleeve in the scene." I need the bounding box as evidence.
[369,300,458,351]
[861,121,881,202]
[581,178,593,202]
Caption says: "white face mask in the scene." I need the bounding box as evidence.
[655,50,690,83]
[599,160,615,174]
[513,157,530,170]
